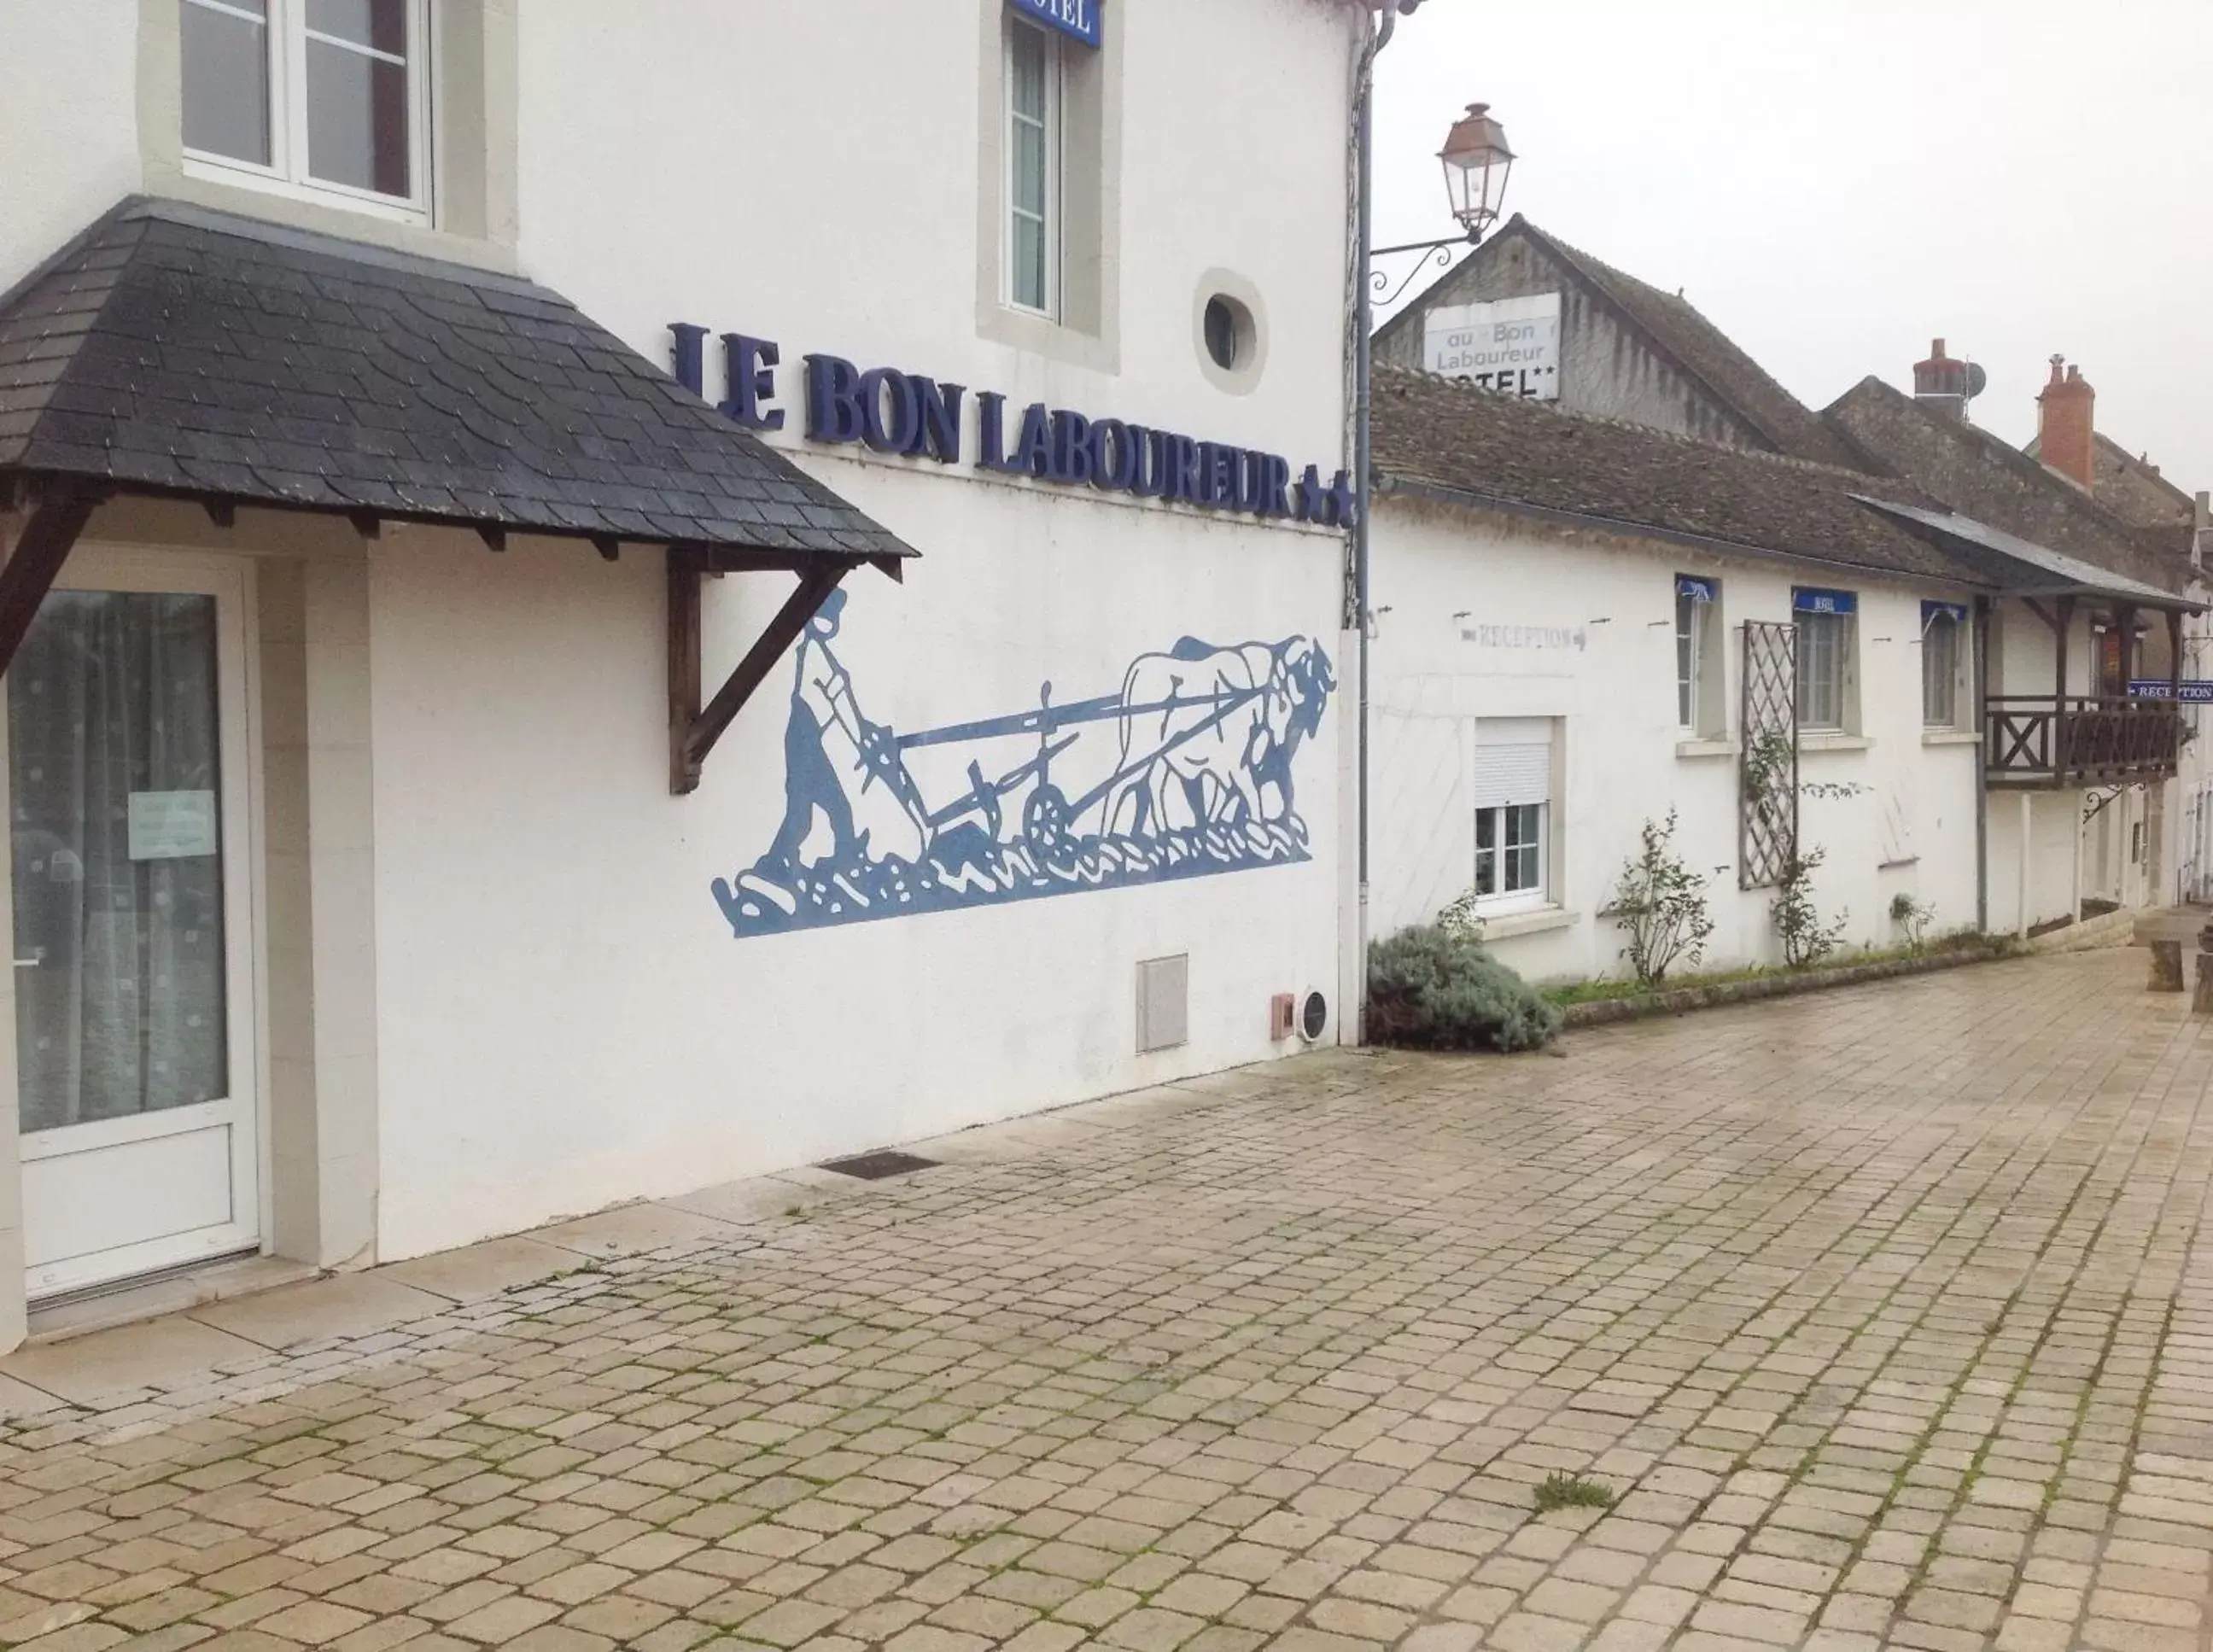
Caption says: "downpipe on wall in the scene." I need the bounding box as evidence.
[1351,4,1393,1043]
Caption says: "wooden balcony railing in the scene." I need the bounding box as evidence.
[1986,695,2184,786]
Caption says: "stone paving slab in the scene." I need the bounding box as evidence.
[0,947,2208,1650]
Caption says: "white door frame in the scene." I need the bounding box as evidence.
[15,546,267,1301]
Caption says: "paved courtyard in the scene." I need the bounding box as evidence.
[0,945,2210,1652]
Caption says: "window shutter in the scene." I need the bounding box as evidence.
[1474,743,1551,810]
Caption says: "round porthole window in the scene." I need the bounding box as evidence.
[1204,297,1243,370]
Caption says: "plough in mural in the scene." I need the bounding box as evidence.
[712,591,1334,937]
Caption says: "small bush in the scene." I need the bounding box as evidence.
[1612,809,1715,985]
[1367,922,1562,1054]
[1772,849,1848,967]
[1889,891,1936,952]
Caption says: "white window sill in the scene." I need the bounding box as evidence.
[1476,907,1579,941]
[1921,729,1982,746]
[1799,733,1874,753]
[1675,738,1737,760]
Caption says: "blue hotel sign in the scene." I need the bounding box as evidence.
[1008,0,1101,48]
[670,324,1358,529]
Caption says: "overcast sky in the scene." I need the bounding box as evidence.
[1371,0,2213,500]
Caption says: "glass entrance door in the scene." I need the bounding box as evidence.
[12,555,260,1300]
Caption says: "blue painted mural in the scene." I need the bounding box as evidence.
[713,596,1334,937]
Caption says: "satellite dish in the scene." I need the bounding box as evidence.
[1965,362,1989,401]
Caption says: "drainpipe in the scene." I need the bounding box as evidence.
[1973,594,1989,936]
[1352,5,1393,1042]
[2018,791,2032,940]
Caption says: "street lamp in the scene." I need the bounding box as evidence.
[1440,102,1515,240]
[1369,101,1516,307]
[1349,3,1513,1046]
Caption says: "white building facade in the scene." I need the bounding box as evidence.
[1365,368,2197,984]
[0,0,1366,1342]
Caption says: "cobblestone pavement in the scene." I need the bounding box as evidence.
[2,945,2211,1652]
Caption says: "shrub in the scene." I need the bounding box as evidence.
[1366,922,1563,1054]
[1889,891,1936,952]
[1772,849,1848,967]
[1611,810,1715,985]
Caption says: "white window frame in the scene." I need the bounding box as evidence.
[1922,605,1968,730]
[1002,16,1062,320]
[181,0,434,225]
[1675,576,1722,735]
[1474,801,1550,914]
[1795,601,1856,733]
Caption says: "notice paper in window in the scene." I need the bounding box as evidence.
[128,791,219,861]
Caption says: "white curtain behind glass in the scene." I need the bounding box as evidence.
[10,593,227,1135]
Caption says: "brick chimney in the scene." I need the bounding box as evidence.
[1913,338,1973,420]
[2036,354,2096,489]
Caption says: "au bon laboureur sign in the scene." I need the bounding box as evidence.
[670,325,1358,529]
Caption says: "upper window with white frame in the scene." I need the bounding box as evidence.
[181,0,430,221]
[1794,588,1858,733]
[1922,600,1969,728]
[1003,16,1062,318]
[1674,575,1725,737]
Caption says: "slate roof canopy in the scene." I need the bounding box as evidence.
[0,196,916,564]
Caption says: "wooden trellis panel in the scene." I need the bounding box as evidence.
[1740,620,1799,890]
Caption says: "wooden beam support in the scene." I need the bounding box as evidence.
[477,524,507,553]
[347,511,382,540]
[669,546,704,794]
[2022,597,2059,635]
[0,485,101,680]
[593,534,621,563]
[671,557,858,796]
[2054,593,2076,787]
[203,498,236,529]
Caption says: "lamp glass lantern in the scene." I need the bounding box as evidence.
[1439,102,1514,239]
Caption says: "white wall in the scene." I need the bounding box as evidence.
[360,0,1359,1257]
[1370,499,1985,982]
[0,0,143,294]
[370,500,1343,1257]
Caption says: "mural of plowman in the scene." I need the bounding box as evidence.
[713,592,1335,937]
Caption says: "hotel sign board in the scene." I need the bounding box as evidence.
[1423,292,1562,400]
[1007,0,1101,47]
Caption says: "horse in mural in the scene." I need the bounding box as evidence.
[1104,636,1334,837]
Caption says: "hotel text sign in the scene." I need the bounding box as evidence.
[1424,292,1561,400]
[672,324,1357,529]
[1007,0,1101,48]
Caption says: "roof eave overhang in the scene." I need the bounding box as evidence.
[1852,494,2201,615]
[0,466,914,581]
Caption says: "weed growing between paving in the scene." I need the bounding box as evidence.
[1533,1472,1616,1512]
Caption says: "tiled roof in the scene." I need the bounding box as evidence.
[1825,378,2187,593]
[0,197,915,562]
[1507,220,1874,473]
[1371,366,1972,585]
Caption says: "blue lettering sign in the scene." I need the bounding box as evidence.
[2129,680,2213,703]
[1007,0,1101,49]
[672,322,1352,528]
[1794,587,1857,616]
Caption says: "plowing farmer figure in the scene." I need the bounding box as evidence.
[765,590,930,873]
